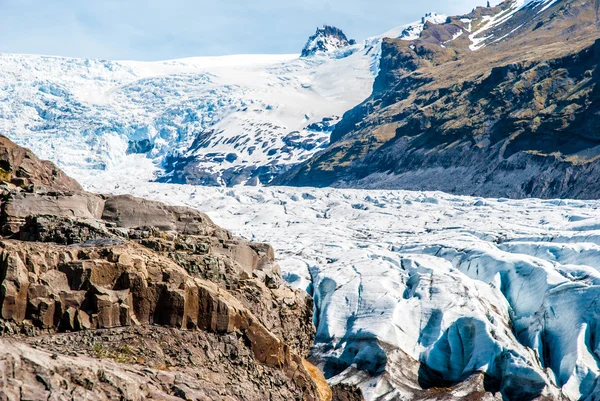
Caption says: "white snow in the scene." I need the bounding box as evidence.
[537,0,559,13]
[469,0,525,50]
[396,12,448,41]
[0,45,379,186]
[82,178,600,400]
[469,0,559,50]
[444,30,465,45]
[523,0,561,13]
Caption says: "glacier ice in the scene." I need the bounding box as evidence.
[80,179,600,400]
[0,46,379,187]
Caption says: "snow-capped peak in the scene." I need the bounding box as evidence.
[421,11,448,25]
[301,25,356,57]
[398,12,448,41]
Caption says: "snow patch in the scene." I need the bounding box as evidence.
[469,0,525,50]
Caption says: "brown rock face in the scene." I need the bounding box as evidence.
[0,135,82,193]
[0,135,327,401]
[1,327,317,401]
[102,194,224,236]
[331,384,365,401]
[277,0,600,200]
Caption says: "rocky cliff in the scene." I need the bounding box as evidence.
[0,135,333,400]
[301,26,356,57]
[277,0,600,199]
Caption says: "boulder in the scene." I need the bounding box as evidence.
[4,192,105,221]
[102,194,225,237]
[0,135,82,192]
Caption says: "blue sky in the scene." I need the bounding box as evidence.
[0,0,490,60]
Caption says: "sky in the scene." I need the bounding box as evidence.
[0,0,492,61]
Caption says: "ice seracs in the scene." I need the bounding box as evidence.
[0,45,377,187]
[82,176,600,401]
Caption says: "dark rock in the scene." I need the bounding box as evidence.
[301,25,356,57]
[126,139,153,154]
[331,384,365,401]
[225,153,238,163]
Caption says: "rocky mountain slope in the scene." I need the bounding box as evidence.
[278,0,600,199]
[0,135,339,400]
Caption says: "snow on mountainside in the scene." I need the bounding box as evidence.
[85,179,600,401]
[0,12,466,189]
[0,45,377,187]
[0,2,559,190]
[398,12,448,41]
[467,0,561,50]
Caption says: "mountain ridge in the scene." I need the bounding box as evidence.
[301,25,357,57]
[276,0,600,199]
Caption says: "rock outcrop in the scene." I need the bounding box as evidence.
[0,135,328,400]
[301,26,356,57]
[331,384,365,401]
[277,0,600,199]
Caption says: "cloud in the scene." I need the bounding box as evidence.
[0,0,492,60]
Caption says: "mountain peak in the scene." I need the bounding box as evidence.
[301,25,356,57]
[398,11,448,40]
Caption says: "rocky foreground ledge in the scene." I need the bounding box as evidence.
[0,135,360,400]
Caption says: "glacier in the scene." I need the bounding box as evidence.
[81,178,600,400]
[0,46,379,187]
[0,4,541,189]
[2,3,598,398]
[0,15,457,188]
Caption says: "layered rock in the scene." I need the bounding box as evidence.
[109,183,600,401]
[0,326,322,401]
[0,135,327,400]
[278,0,600,199]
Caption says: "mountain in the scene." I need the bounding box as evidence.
[0,29,381,188]
[397,12,449,40]
[277,0,600,199]
[301,26,357,57]
[0,135,342,400]
[5,1,600,400]
[12,128,600,401]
